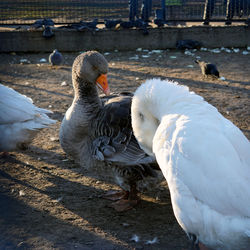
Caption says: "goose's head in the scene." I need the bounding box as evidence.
[131,81,161,156]
[72,51,110,95]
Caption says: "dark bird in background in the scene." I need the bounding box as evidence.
[31,18,54,29]
[195,60,220,78]
[30,18,55,38]
[43,26,54,38]
[104,19,122,29]
[78,18,98,30]
[49,49,63,66]
[176,39,202,50]
[59,19,98,33]
[116,19,149,35]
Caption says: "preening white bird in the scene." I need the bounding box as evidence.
[0,84,56,152]
[131,78,250,250]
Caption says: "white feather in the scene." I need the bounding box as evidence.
[0,84,56,151]
[131,78,250,250]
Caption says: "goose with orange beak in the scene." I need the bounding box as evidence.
[59,51,161,211]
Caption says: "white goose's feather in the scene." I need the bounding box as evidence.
[132,78,250,249]
[0,84,56,151]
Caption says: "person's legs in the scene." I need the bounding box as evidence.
[203,0,215,25]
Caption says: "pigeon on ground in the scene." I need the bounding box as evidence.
[49,49,63,66]
[43,26,54,38]
[104,19,122,29]
[176,39,202,50]
[31,18,54,30]
[195,60,220,78]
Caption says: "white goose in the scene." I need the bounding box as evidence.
[0,84,56,152]
[131,78,250,250]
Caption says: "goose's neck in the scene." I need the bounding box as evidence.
[73,76,101,111]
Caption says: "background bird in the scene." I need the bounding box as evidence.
[176,39,202,50]
[104,19,122,29]
[49,49,63,66]
[195,59,220,78]
[0,84,56,153]
[131,78,250,250]
[59,51,162,212]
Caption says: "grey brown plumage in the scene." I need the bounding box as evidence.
[59,51,161,210]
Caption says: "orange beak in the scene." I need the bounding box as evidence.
[96,74,110,95]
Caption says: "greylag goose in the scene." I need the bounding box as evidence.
[131,78,250,249]
[0,83,56,152]
[59,51,160,211]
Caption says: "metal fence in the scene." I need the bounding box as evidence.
[0,0,249,25]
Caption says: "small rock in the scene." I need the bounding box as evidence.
[200,47,208,51]
[130,234,140,242]
[151,50,162,53]
[210,48,221,53]
[129,56,139,60]
[145,237,159,245]
[19,190,26,196]
[40,58,47,63]
[61,81,67,86]
[184,50,194,56]
[50,137,59,142]
[20,59,30,64]
[233,48,240,53]
[220,76,226,81]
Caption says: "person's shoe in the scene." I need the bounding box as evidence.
[225,20,232,25]
[203,20,209,25]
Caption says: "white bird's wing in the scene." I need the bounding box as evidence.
[153,113,250,218]
[0,84,53,125]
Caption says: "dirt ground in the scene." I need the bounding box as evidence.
[0,47,249,250]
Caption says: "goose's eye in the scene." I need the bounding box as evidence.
[139,112,144,121]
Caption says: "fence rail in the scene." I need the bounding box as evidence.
[0,0,249,25]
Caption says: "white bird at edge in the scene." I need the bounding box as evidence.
[0,84,56,152]
[131,78,250,250]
